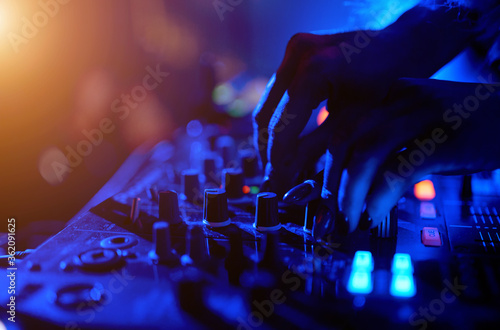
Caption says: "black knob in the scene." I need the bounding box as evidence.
[222,168,245,200]
[203,157,219,187]
[203,189,230,227]
[159,190,182,225]
[240,150,259,178]
[254,192,280,231]
[216,136,237,168]
[371,206,398,238]
[182,169,201,203]
[149,222,177,265]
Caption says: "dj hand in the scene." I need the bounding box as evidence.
[285,78,500,240]
[252,6,476,196]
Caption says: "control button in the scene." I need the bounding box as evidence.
[181,169,201,203]
[391,253,413,273]
[347,270,373,295]
[222,168,245,200]
[130,197,140,224]
[352,251,374,272]
[159,190,182,225]
[203,189,230,227]
[75,248,123,271]
[371,206,398,238]
[414,179,436,201]
[216,135,237,168]
[420,202,436,219]
[390,273,416,298]
[254,192,280,231]
[149,222,177,265]
[203,157,218,187]
[240,150,259,178]
[390,253,416,298]
[421,227,442,247]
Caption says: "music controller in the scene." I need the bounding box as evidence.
[2,124,500,329]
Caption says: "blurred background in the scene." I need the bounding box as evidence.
[0,0,416,243]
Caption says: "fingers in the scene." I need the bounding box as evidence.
[253,33,327,168]
[339,111,434,232]
[365,147,437,228]
[253,73,292,168]
[313,145,348,240]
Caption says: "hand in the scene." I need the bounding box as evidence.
[253,6,476,196]
[286,78,500,240]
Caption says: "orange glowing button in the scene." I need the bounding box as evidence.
[414,180,436,201]
[316,106,329,126]
[242,185,251,194]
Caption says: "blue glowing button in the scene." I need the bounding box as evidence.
[352,251,374,272]
[391,253,413,274]
[347,270,373,295]
[390,273,416,298]
[420,202,436,219]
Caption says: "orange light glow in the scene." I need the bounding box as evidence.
[242,185,250,194]
[414,180,436,201]
[316,106,329,126]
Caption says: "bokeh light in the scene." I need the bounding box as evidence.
[38,146,70,185]
[187,119,203,137]
[212,83,236,106]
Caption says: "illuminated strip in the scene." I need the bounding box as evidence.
[487,232,496,252]
[478,231,487,252]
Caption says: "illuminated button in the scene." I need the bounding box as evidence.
[420,202,436,219]
[390,273,416,298]
[421,227,442,247]
[347,270,373,295]
[352,251,374,272]
[392,253,413,274]
[414,180,436,201]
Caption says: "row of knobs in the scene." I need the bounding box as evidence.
[149,189,280,264]
[182,167,249,202]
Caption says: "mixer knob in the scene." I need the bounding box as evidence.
[240,150,259,178]
[371,206,398,238]
[222,168,245,200]
[149,222,177,265]
[254,192,280,231]
[182,169,201,203]
[216,135,237,168]
[159,190,182,225]
[203,157,219,187]
[203,189,231,227]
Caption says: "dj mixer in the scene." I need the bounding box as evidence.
[2,123,500,329]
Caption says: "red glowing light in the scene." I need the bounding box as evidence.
[242,185,250,194]
[316,106,329,126]
[414,180,436,201]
